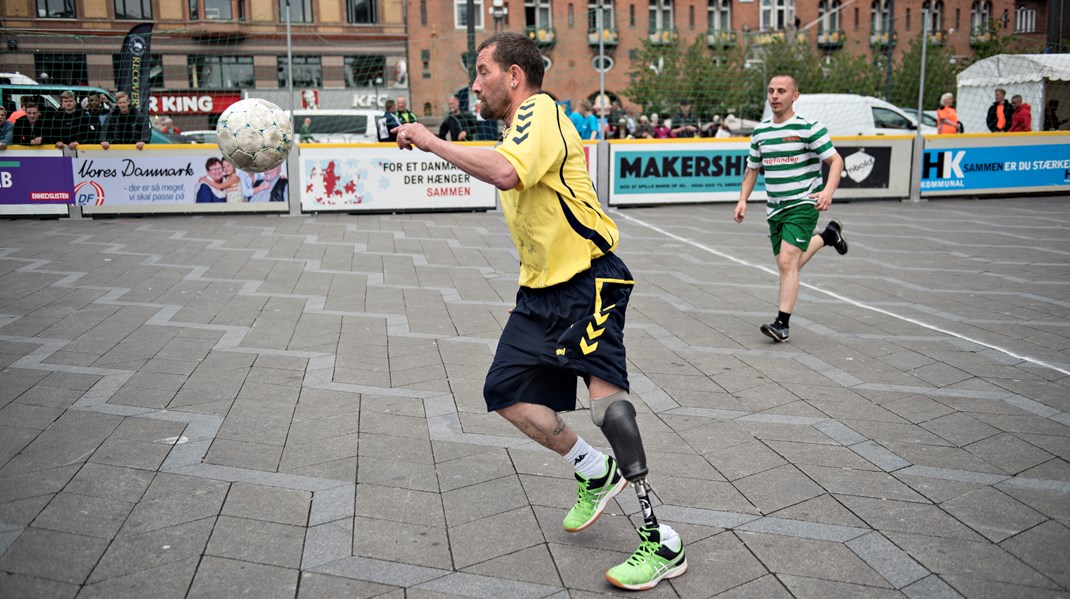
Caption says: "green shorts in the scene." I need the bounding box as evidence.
[768,206,819,255]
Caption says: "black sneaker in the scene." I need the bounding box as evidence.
[760,321,789,342]
[826,219,849,255]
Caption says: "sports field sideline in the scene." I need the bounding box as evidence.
[0,196,1067,597]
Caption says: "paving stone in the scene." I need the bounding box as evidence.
[187,556,298,599]
[77,556,199,599]
[733,464,826,514]
[0,526,110,584]
[668,530,773,597]
[357,483,445,528]
[836,495,983,541]
[801,465,929,502]
[705,440,787,481]
[460,544,564,587]
[352,515,452,570]
[999,520,1070,590]
[31,492,135,539]
[295,571,398,598]
[441,475,526,528]
[205,515,305,568]
[964,433,1055,475]
[737,530,892,587]
[0,572,80,599]
[221,482,311,526]
[779,574,907,599]
[89,438,172,471]
[448,506,543,569]
[940,487,1047,543]
[886,531,1060,590]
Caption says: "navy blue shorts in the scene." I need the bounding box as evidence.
[483,253,634,413]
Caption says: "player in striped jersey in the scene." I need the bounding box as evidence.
[734,74,848,342]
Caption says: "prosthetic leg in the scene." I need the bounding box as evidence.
[592,391,658,529]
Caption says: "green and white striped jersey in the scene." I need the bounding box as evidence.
[747,114,837,217]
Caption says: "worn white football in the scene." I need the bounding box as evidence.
[216,98,293,173]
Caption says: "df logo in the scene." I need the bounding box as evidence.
[73,180,106,206]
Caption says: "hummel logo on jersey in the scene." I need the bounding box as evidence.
[573,453,587,465]
[517,111,533,121]
[515,122,531,134]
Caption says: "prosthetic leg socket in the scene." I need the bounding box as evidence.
[598,397,648,481]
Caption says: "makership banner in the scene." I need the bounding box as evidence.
[299,145,497,212]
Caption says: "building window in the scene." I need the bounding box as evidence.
[525,0,552,27]
[34,53,87,85]
[190,0,198,19]
[649,0,672,32]
[199,0,238,20]
[344,55,386,88]
[870,0,887,32]
[592,55,614,72]
[708,0,731,31]
[954,8,959,29]
[629,3,635,26]
[970,1,990,29]
[278,56,322,88]
[854,6,858,30]
[420,0,427,24]
[589,0,616,30]
[348,0,376,23]
[112,53,164,89]
[760,0,793,31]
[922,0,942,31]
[280,0,312,23]
[1015,6,1036,32]
[115,0,152,19]
[188,55,254,89]
[817,0,840,32]
[37,0,75,17]
[568,3,574,27]
[906,7,911,30]
[688,5,694,29]
[454,0,484,28]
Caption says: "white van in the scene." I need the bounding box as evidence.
[761,94,936,136]
[288,109,380,143]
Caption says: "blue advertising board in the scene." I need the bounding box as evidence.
[921,144,1070,194]
[0,155,74,205]
[609,141,767,205]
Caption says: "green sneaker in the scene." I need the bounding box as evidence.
[562,455,627,532]
[605,525,687,591]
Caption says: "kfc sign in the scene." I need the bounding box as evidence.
[150,93,242,115]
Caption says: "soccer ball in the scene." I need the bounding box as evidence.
[216,98,293,173]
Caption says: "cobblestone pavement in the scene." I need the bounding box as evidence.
[0,197,1067,598]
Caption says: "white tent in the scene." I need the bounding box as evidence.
[956,54,1070,133]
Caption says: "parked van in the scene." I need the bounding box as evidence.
[288,109,380,143]
[0,72,39,85]
[761,94,936,136]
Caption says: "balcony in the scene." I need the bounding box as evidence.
[869,31,896,47]
[928,29,948,45]
[745,30,786,45]
[525,25,556,49]
[648,28,680,45]
[817,29,845,49]
[588,27,619,47]
[970,26,996,46]
[706,28,737,48]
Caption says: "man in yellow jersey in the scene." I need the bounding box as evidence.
[393,32,686,591]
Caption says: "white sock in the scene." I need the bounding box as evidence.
[658,524,682,551]
[564,437,608,479]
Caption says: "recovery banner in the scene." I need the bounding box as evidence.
[115,23,153,135]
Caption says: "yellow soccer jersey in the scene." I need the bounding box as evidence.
[495,93,620,289]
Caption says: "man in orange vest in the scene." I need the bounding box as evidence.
[986,88,1014,132]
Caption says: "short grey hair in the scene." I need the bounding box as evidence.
[940,92,954,107]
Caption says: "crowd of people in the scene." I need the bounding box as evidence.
[3,91,150,150]
[567,97,741,140]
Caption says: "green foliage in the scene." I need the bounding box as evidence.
[889,36,963,109]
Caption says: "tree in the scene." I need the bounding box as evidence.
[891,36,963,109]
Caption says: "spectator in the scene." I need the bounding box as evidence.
[11,102,45,146]
[50,90,99,150]
[650,113,670,138]
[0,105,12,150]
[299,117,316,143]
[671,99,700,138]
[568,99,600,140]
[396,96,419,124]
[101,91,148,150]
[635,114,653,138]
[83,94,108,134]
[1044,100,1064,131]
[986,88,1014,132]
[377,99,401,142]
[195,158,229,203]
[936,92,960,134]
[1009,94,1032,132]
[438,95,476,141]
[156,115,182,135]
[8,96,34,123]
